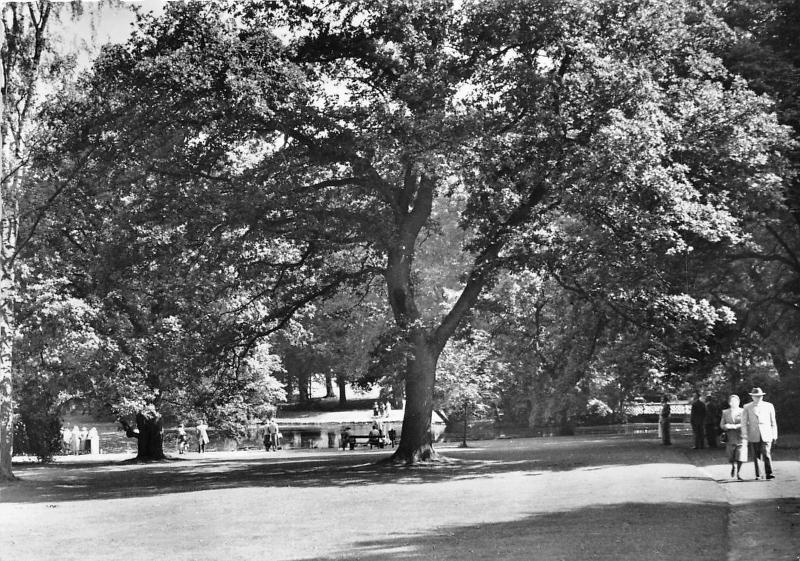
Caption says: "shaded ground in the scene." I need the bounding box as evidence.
[1,434,799,560]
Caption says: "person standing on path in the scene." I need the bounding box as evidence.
[741,387,778,480]
[70,425,81,455]
[659,395,671,445]
[79,426,89,453]
[704,395,720,448]
[720,394,747,480]
[690,392,706,449]
[196,419,209,453]
[176,423,188,454]
[266,417,279,451]
[341,426,353,450]
[87,427,99,455]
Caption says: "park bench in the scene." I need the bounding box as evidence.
[342,434,386,450]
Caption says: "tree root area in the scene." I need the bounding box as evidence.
[118,454,173,465]
[378,449,456,467]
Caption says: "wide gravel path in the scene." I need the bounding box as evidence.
[1,435,798,560]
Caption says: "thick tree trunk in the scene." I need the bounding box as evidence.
[135,413,165,460]
[389,336,440,464]
[337,376,347,405]
[284,374,294,400]
[122,412,166,461]
[771,351,799,381]
[380,171,487,464]
[298,370,310,402]
[325,372,335,398]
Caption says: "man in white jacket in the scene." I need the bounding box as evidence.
[741,387,778,480]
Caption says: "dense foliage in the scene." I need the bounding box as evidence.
[2,0,798,469]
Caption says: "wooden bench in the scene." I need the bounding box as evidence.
[342,434,386,450]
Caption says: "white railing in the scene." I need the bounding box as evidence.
[622,402,691,416]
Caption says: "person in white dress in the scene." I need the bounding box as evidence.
[196,420,209,453]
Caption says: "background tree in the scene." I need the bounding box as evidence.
[28,176,291,459]
[298,292,388,406]
[435,329,501,446]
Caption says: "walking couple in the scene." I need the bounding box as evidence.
[720,387,778,481]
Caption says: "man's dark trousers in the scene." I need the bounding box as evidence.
[692,422,705,449]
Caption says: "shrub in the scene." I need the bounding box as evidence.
[12,377,62,462]
[580,398,615,426]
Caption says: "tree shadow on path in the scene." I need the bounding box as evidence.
[296,502,730,561]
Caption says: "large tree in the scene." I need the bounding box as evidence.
[47,0,788,464]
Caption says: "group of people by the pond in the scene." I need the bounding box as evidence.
[60,425,99,455]
[174,420,210,454]
[660,387,778,481]
[263,417,281,451]
[173,417,280,454]
[372,399,393,418]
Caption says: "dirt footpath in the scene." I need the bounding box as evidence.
[691,445,800,561]
[1,435,798,561]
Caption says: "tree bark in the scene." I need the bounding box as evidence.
[0,167,19,482]
[325,372,335,398]
[771,351,799,381]
[0,282,14,480]
[122,412,166,461]
[298,369,310,402]
[0,10,14,483]
[0,2,53,481]
[461,400,469,448]
[388,334,440,464]
[284,373,294,400]
[337,375,347,405]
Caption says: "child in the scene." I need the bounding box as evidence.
[177,423,188,454]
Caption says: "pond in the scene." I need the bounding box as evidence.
[161,420,448,453]
[46,419,448,455]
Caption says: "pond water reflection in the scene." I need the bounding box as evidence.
[159,419,446,452]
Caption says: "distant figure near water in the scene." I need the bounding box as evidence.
[368,423,383,449]
[196,419,209,453]
[659,395,671,445]
[341,426,353,450]
[61,427,72,454]
[265,418,279,451]
[704,395,720,448]
[690,393,706,449]
[70,425,80,455]
[88,427,100,455]
[177,423,188,454]
[79,426,89,452]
